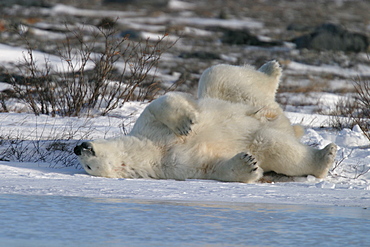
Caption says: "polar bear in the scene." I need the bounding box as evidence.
[74,62,337,182]
[198,61,304,138]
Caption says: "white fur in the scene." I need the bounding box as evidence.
[198,61,282,107]
[198,61,304,138]
[75,61,337,183]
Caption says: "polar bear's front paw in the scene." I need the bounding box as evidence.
[174,116,196,136]
[171,111,198,136]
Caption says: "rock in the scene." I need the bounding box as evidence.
[0,0,50,7]
[221,29,282,47]
[179,51,221,60]
[292,23,369,52]
[120,30,141,39]
[102,0,169,7]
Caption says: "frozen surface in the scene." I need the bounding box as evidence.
[1,194,370,247]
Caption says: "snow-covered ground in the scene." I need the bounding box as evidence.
[0,99,369,208]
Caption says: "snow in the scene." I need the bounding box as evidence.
[46,4,263,30]
[0,43,95,73]
[168,0,196,10]
[0,102,369,208]
[50,4,142,18]
[287,61,370,77]
[0,161,369,208]
[127,16,264,30]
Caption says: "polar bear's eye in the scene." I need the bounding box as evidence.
[86,165,92,170]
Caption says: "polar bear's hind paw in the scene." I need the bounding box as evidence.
[315,143,338,178]
[258,60,282,79]
[233,152,263,183]
[323,143,337,165]
[240,153,258,172]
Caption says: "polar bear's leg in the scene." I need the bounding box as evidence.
[250,128,337,178]
[210,153,263,183]
[147,92,199,136]
[198,61,282,103]
[292,124,305,139]
[251,106,304,139]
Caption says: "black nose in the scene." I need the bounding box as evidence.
[74,145,82,156]
[74,142,95,156]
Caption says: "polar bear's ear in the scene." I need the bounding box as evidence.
[257,60,282,81]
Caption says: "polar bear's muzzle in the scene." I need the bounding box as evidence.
[74,142,96,156]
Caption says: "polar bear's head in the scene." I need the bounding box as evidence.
[74,139,126,178]
[74,136,160,179]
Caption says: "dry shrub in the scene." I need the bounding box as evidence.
[0,118,94,167]
[329,76,370,140]
[4,23,178,117]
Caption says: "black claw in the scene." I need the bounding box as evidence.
[252,167,258,172]
[177,124,193,136]
[243,154,255,163]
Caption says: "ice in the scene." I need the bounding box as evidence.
[1,194,370,246]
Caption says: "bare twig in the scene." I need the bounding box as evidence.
[6,22,178,117]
